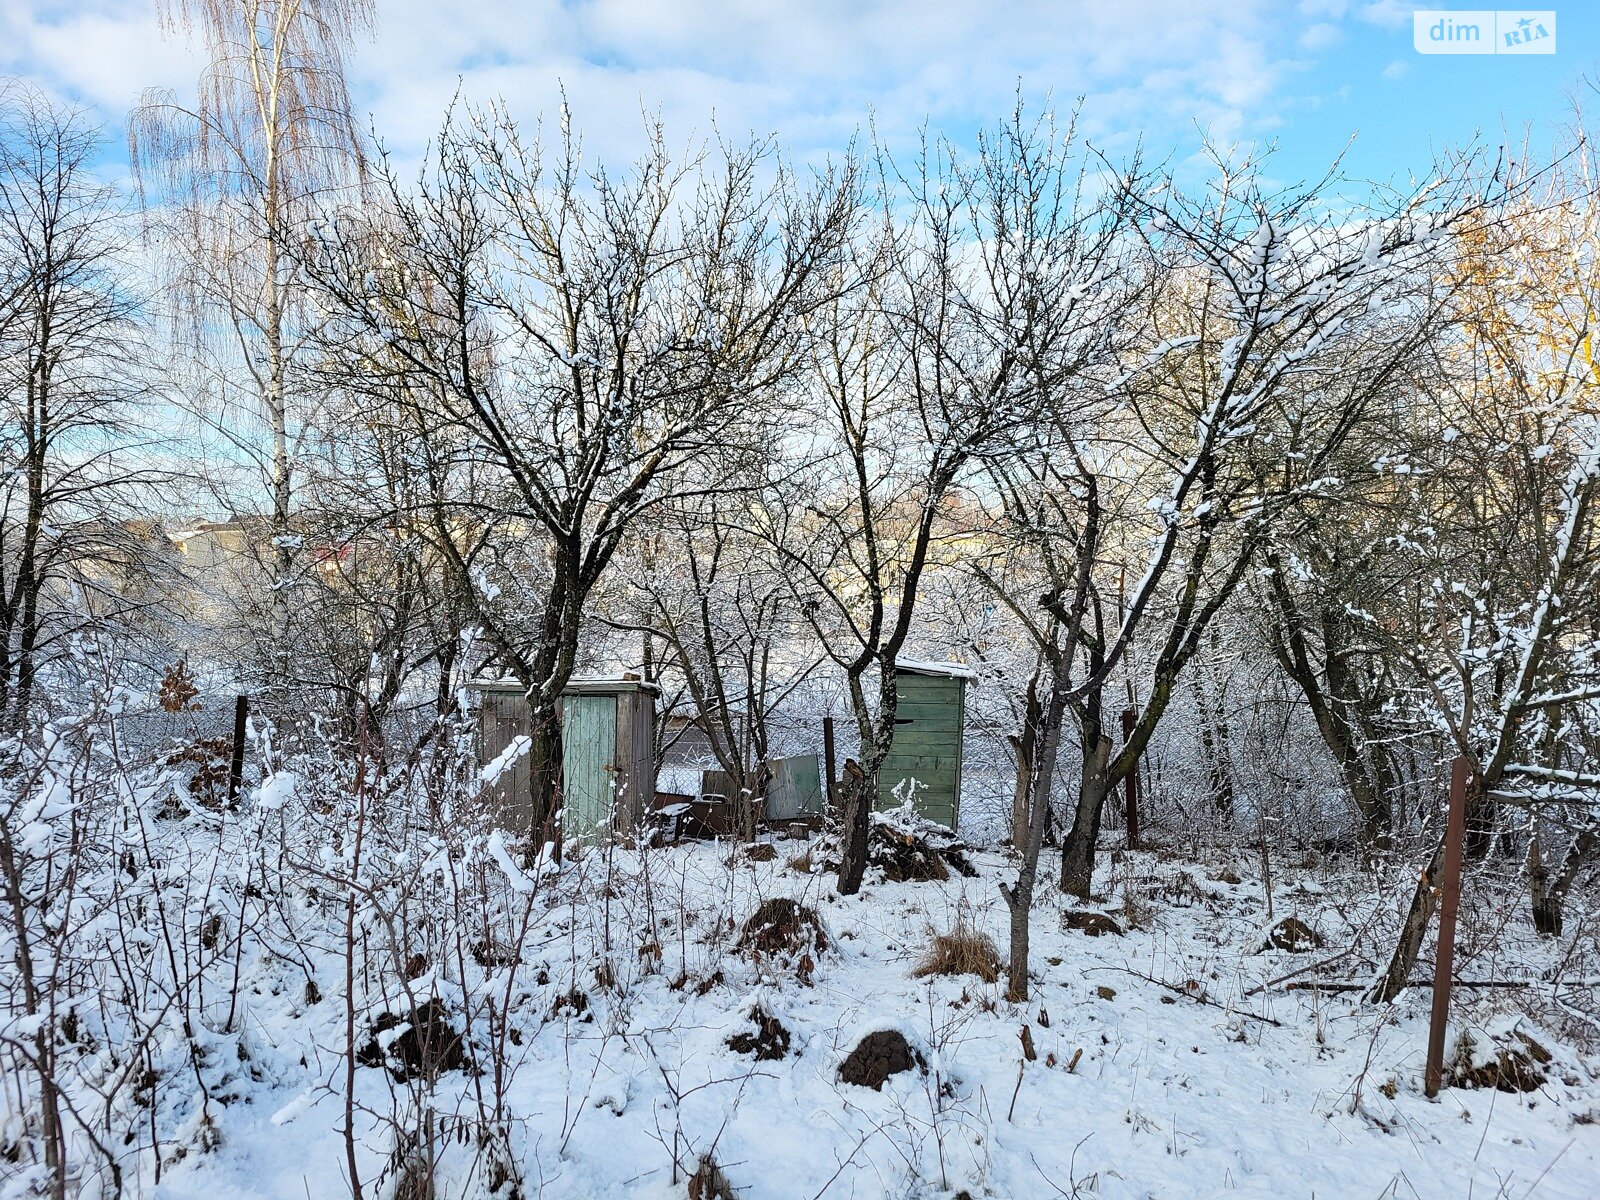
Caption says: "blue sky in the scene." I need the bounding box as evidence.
[0,0,1591,190]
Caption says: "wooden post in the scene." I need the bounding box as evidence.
[1120,707,1141,851]
[227,695,249,806]
[1425,756,1471,1098]
[822,716,838,816]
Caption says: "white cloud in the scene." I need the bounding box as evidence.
[1,0,1358,173]
[2,1,195,111]
[1381,59,1410,80]
[1299,22,1342,51]
[1357,0,1412,30]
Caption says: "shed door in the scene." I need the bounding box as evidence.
[876,675,962,828]
[561,694,616,843]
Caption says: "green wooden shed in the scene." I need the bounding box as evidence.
[874,660,972,829]
[474,677,658,845]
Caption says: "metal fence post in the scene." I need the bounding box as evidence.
[1121,707,1141,850]
[226,694,249,806]
[823,715,838,816]
[1425,755,1470,1097]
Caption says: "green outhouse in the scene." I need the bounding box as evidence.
[475,677,658,844]
[874,660,971,829]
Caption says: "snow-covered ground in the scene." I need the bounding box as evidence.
[142,837,1600,1200]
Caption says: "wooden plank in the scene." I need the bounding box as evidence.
[877,768,958,800]
[890,720,960,735]
[700,768,737,803]
[792,754,825,815]
[480,690,534,831]
[878,779,959,802]
[892,706,954,722]
[891,725,961,740]
[766,754,824,819]
[823,716,838,815]
[882,669,966,829]
[953,677,966,829]
[634,688,656,818]
[880,755,959,775]
[614,690,637,830]
[883,732,953,752]
[613,687,655,830]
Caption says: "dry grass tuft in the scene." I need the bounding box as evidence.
[688,1154,740,1199]
[1120,892,1156,931]
[912,921,1002,983]
[1118,858,1156,930]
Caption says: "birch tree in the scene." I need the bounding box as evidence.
[130,0,371,697]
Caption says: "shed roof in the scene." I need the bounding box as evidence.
[471,676,662,696]
[894,658,977,681]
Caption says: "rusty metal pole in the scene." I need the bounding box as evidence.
[822,716,838,817]
[226,694,249,806]
[1425,756,1471,1098]
[1120,707,1141,851]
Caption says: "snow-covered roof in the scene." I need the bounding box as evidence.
[564,677,663,695]
[895,658,977,681]
[471,675,662,695]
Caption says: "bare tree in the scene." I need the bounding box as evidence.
[605,488,822,828]
[1033,146,1497,901]
[302,106,859,843]
[0,86,166,729]
[784,112,1097,897]
[1369,173,1600,998]
[929,107,1141,996]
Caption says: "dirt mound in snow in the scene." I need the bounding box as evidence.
[1447,1027,1553,1093]
[838,1029,926,1090]
[357,998,465,1081]
[1062,910,1124,937]
[1260,916,1324,952]
[727,1005,792,1061]
[815,806,978,883]
[736,897,829,957]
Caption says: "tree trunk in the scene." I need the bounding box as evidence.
[512,557,585,844]
[1464,792,1498,862]
[1003,669,1068,1001]
[1264,568,1394,848]
[1368,836,1443,1003]
[1528,833,1561,937]
[837,670,898,896]
[836,758,873,895]
[1529,823,1598,938]
[265,231,295,697]
[1059,732,1112,899]
[1196,702,1234,820]
[1009,678,1042,854]
[525,701,563,853]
